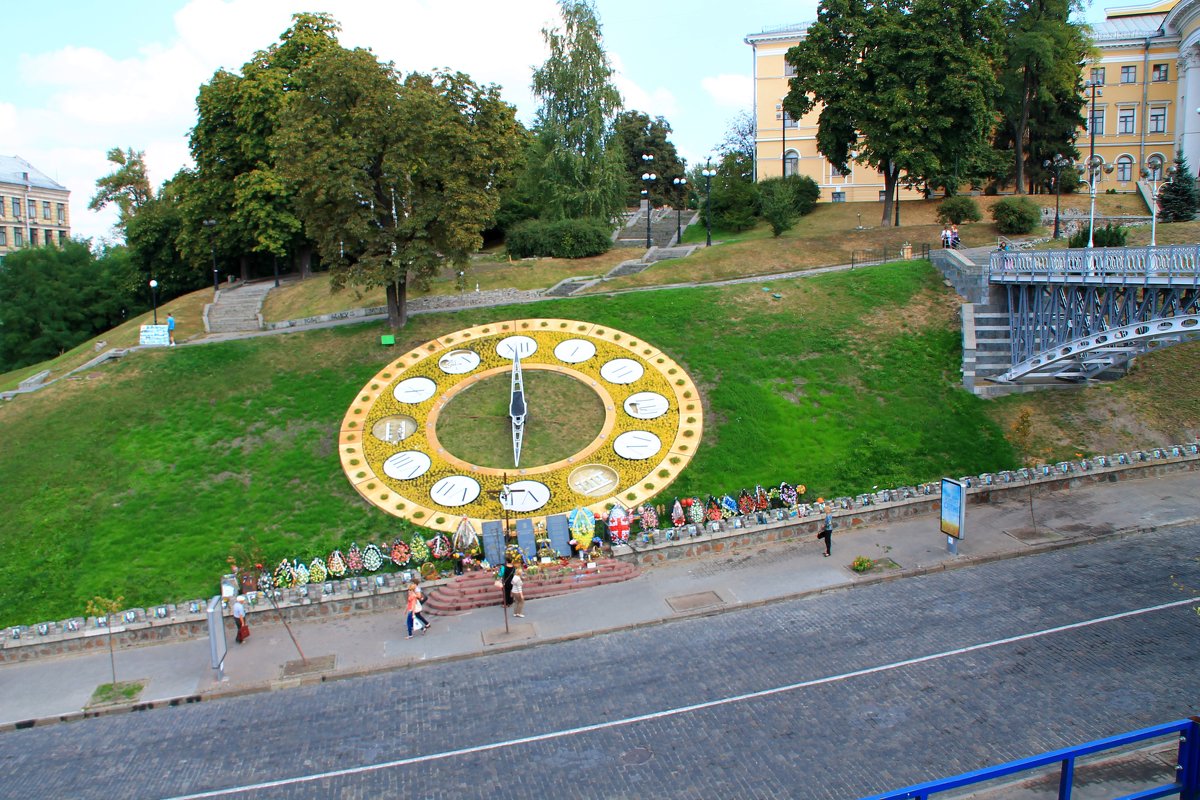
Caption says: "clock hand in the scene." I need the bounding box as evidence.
[509,350,526,468]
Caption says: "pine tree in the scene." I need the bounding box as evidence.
[1158,151,1199,223]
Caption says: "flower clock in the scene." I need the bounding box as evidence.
[340,318,703,533]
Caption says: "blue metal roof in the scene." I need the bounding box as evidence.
[0,155,67,192]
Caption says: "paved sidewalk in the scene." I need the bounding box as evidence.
[1,470,1196,731]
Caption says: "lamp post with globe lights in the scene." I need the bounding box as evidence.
[1043,154,1072,239]
[149,279,159,325]
[1078,154,1114,249]
[1142,154,1175,248]
[701,162,716,247]
[640,153,656,248]
[672,176,687,244]
[203,218,218,295]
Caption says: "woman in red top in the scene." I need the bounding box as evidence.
[406,581,431,639]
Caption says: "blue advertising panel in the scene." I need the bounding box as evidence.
[940,478,965,539]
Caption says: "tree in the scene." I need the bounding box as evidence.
[1158,151,1199,223]
[0,242,138,371]
[530,0,626,222]
[784,0,1003,226]
[995,0,1090,193]
[89,148,152,237]
[717,110,757,164]
[276,47,522,329]
[706,152,760,232]
[125,170,206,296]
[613,110,686,207]
[759,178,799,237]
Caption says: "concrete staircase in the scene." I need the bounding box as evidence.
[615,208,692,249]
[204,281,275,334]
[423,559,640,615]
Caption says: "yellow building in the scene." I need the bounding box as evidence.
[0,155,71,260]
[745,1,1200,201]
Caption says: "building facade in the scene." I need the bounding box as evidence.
[745,0,1200,201]
[0,155,71,261]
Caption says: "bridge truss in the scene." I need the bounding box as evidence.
[989,245,1200,382]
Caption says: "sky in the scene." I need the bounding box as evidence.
[5,0,1110,244]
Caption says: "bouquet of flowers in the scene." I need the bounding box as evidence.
[308,557,328,584]
[755,485,770,511]
[327,550,347,578]
[409,535,430,564]
[429,533,452,560]
[362,543,384,572]
[688,497,705,525]
[292,560,310,585]
[672,499,686,526]
[720,495,738,519]
[780,482,798,507]
[705,496,722,522]
[273,559,296,589]
[738,489,755,516]
[390,539,411,567]
[640,504,659,530]
[346,543,364,574]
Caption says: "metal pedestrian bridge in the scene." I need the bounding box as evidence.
[988,245,1200,383]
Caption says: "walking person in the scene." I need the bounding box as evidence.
[232,595,249,643]
[406,581,430,639]
[819,508,834,557]
[167,313,177,346]
[511,563,526,618]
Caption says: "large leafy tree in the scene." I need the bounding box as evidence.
[613,111,686,207]
[530,0,626,222]
[88,147,152,237]
[996,0,1090,193]
[276,46,522,328]
[784,0,1003,226]
[185,12,339,281]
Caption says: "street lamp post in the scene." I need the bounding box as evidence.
[203,219,218,294]
[1043,154,1072,239]
[1079,155,1114,249]
[1085,79,1103,167]
[1142,154,1175,249]
[701,162,716,247]
[672,177,687,245]
[149,279,159,325]
[641,153,656,249]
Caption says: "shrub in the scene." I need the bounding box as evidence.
[759,178,799,237]
[506,218,612,259]
[936,196,982,225]
[780,174,820,216]
[990,197,1041,234]
[1068,223,1128,248]
[850,555,873,573]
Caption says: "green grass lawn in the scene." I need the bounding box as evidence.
[0,261,1017,627]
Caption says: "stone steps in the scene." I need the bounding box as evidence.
[423,559,640,615]
[205,282,275,333]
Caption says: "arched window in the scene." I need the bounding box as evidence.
[784,150,799,177]
[1116,155,1133,183]
[1147,153,1166,180]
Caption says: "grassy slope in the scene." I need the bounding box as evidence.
[0,263,1016,626]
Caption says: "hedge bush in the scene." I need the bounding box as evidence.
[936,196,982,225]
[506,218,613,259]
[1068,223,1128,248]
[990,197,1041,234]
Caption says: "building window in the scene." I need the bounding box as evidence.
[14,228,23,247]
[830,162,846,178]
[1116,156,1133,182]
[1090,67,1105,85]
[27,199,35,219]
[0,228,6,246]
[1118,108,1135,134]
[1152,63,1168,82]
[58,230,66,244]
[1089,107,1105,136]
[57,203,65,224]
[1120,66,1136,84]
[11,198,18,218]
[784,150,799,177]
[30,229,38,246]
[831,191,846,203]
[1150,106,1167,133]
[879,190,889,202]
[783,62,796,77]
[41,201,50,219]
[781,110,798,129]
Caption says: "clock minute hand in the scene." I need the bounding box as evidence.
[509,350,526,468]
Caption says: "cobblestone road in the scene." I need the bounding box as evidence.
[2,527,1198,800]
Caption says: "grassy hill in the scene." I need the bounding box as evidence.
[2,192,1198,628]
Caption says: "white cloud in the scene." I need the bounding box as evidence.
[11,0,563,243]
[701,73,752,109]
[609,53,678,120]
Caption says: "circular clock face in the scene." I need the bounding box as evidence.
[339,319,704,532]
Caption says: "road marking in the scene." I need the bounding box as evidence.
[163,595,1200,799]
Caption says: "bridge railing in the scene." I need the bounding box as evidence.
[860,717,1200,800]
[989,245,1200,280]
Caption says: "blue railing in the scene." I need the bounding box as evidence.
[861,718,1200,800]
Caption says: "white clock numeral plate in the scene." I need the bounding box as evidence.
[372,415,418,443]
[497,335,538,360]
[393,377,437,404]
[500,480,551,512]
[600,358,645,385]
[438,349,480,374]
[382,451,432,480]
[553,339,597,364]
[430,475,482,506]
[623,391,670,420]
[613,430,662,460]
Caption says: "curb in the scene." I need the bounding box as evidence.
[5,515,1196,734]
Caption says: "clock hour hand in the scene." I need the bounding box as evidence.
[509,350,526,467]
